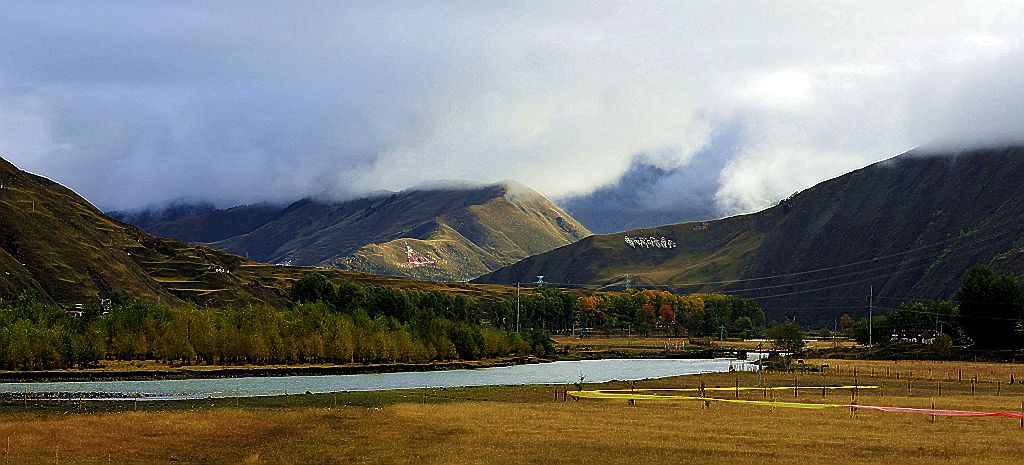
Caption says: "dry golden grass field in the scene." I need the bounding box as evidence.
[2,359,1024,464]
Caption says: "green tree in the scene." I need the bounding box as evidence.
[733,316,755,339]
[291,273,336,306]
[956,265,1024,349]
[932,332,954,356]
[331,281,366,313]
[766,321,805,352]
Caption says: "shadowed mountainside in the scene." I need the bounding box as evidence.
[477,146,1024,327]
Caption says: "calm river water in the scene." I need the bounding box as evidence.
[0,357,756,401]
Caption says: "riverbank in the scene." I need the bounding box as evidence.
[0,334,872,383]
[0,335,763,382]
[0,356,541,383]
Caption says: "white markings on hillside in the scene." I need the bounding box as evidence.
[405,242,437,267]
[624,236,676,249]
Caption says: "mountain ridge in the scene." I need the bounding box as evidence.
[476,146,1024,327]
[113,181,591,282]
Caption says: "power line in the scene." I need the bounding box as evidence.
[484,213,1024,310]
[563,212,1024,292]
[627,218,1024,292]
[695,212,1024,285]
[604,221,1024,299]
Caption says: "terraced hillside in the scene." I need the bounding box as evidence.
[118,181,591,282]
[478,146,1024,326]
[0,156,515,307]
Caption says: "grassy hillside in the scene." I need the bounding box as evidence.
[0,156,518,308]
[478,146,1024,326]
[124,181,590,282]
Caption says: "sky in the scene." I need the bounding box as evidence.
[1,1,1022,220]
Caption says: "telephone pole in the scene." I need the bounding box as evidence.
[868,285,873,348]
[516,282,521,334]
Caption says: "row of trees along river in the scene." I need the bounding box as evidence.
[2,264,1019,371]
[0,272,765,371]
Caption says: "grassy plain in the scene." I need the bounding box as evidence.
[2,359,1024,464]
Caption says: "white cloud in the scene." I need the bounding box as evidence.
[0,1,1021,214]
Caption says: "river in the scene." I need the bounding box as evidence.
[0,357,758,401]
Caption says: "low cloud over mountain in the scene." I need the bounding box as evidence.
[1,2,1022,216]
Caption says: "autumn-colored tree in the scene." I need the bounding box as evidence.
[576,296,601,328]
[839,313,854,332]
[658,304,678,335]
[636,303,657,336]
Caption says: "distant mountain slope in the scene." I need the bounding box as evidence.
[118,181,590,281]
[0,156,520,307]
[477,146,1024,326]
[128,203,284,244]
[108,202,217,231]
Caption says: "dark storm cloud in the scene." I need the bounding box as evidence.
[0,1,1021,214]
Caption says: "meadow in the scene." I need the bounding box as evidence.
[2,358,1024,464]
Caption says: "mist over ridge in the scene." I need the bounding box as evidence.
[1,2,1022,225]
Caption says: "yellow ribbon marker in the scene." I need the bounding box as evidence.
[569,386,879,410]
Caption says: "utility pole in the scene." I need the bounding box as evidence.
[868,285,873,348]
[516,282,521,334]
[625,274,632,290]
